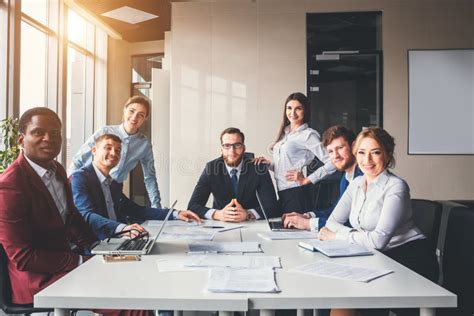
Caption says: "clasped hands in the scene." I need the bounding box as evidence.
[213,199,250,222]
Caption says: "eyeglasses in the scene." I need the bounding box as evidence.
[221,143,244,150]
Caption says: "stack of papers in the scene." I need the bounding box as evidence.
[188,242,262,254]
[207,267,280,293]
[258,231,317,240]
[161,231,216,241]
[183,254,281,269]
[298,240,373,257]
[292,260,393,282]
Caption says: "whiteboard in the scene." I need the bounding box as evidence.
[408,49,474,154]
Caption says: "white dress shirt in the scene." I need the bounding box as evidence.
[25,156,68,222]
[204,160,260,220]
[24,155,83,265]
[271,123,336,191]
[92,163,126,234]
[326,170,424,250]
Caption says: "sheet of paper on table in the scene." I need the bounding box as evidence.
[188,241,262,253]
[207,267,280,293]
[160,231,216,241]
[258,231,318,240]
[291,260,393,282]
[183,254,281,269]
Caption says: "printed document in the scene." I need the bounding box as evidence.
[258,231,317,240]
[161,231,216,241]
[183,254,281,269]
[207,267,280,292]
[298,240,373,257]
[292,260,393,282]
[188,242,262,253]
[156,258,204,272]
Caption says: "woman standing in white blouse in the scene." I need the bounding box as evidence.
[320,127,438,316]
[255,92,335,213]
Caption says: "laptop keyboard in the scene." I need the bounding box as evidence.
[270,221,284,229]
[118,238,148,251]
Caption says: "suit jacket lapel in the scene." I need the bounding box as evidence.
[19,154,63,221]
[85,163,108,218]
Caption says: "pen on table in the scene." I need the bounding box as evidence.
[203,225,225,229]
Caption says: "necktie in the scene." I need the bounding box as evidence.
[230,168,238,197]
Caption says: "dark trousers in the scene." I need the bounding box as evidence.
[278,186,312,214]
[384,238,439,282]
[361,239,439,316]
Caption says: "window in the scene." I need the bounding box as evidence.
[1,1,108,167]
[21,0,48,26]
[66,8,106,168]
[19,21,47,114]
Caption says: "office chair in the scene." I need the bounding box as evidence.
[440,206,474,316]
[0,244,53,315]
[411,199,443,252]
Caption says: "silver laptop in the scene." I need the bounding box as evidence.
[255,193,299,232]
[91,200,177,255]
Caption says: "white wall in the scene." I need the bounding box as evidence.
[168,0,474,208]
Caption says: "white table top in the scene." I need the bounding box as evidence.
[242,223,456,310]
[34,220,456,311]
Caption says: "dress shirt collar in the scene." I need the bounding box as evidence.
[119,123,140,140]
[225,160,243,177]
[359,169,391,190]
[92,162,112,185]
[24,155,55,179]
[284,123,308,135]
[344,164,360,182]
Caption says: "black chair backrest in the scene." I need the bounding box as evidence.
[0,244,53,314]
[0,243,13,312]
[411,199,442,252]
[451,200,474,209]
[443,206,474,315]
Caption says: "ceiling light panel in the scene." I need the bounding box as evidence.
[101,6,158,25]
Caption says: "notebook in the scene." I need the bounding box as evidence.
[256,192,299,232]
[298,239,373,258]
[91,200,177,255]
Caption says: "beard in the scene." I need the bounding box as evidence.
[335,156,356,172]
[223,154,243,167]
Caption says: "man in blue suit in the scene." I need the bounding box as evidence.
[283,125,363,231]
[71,134,200,240]
[188,127,280,222]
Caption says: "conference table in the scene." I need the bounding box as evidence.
[34,221,456,316]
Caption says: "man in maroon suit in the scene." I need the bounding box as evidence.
[0,107,97,305]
